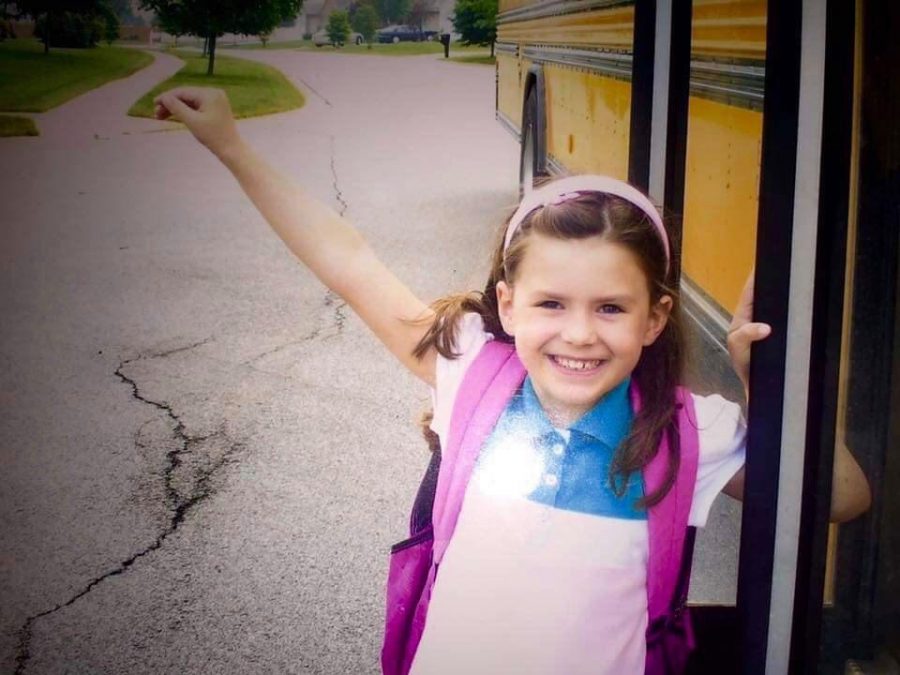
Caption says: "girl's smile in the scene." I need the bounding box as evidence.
[497,233,671,427]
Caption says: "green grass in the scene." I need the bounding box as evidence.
[223,38,489,57]
[448,54,495,66]
[0,114,39,136]
[0,39,153,112]
[128,50,305,119]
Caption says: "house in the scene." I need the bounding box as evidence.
[303,0,457,36]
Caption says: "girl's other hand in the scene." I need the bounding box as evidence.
[154,87,241,159]
[727,271,772,396]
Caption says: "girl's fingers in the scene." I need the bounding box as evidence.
[153,87,237,155]
[156,92,197,124]
[154,86,206,110]
[727,322,772,359]
[730,270,757,328]
[153,102,171,120]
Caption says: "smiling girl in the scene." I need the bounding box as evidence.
[153,87,870,674]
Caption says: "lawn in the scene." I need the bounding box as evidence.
[0,39,153,112]
[448,54,496,66]
[128,50,305,119]
[0,115,39,137]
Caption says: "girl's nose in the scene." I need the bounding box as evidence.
[561,312,597,345]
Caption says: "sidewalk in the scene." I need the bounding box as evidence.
[27,48,183,143]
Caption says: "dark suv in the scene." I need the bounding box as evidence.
[376,25,438,43]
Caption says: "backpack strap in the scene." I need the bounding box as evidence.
[431,340,525,566]
[640,386,700,624]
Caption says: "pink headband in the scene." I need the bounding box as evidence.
[504,175,670,273]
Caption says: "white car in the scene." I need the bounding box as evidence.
[312,29,364,47]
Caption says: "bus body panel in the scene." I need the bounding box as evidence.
[496,0,766,332]
[683,97,761,312]
[544,65,631,179]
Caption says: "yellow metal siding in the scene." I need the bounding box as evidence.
[498,0,535,13]
[497,7,633,49]
[692,0,767,59]
[682,96,762,311]
[545,66,631,179]
[497,53,523,129]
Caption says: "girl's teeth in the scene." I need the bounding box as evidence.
[554,357,602,371]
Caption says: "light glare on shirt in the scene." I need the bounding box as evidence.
[475,432,545,498]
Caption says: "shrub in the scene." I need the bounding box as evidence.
[351,3,378,45]
[325,9,350,46]
[101,5,121,45]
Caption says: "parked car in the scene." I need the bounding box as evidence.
[312,29,364,47]
[375,25,438,43]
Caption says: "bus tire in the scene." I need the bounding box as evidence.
[519,88,546,197]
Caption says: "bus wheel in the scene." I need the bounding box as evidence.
[519,89,545,197]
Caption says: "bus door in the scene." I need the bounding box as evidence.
[643,0,900,671]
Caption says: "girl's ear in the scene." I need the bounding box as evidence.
[496,280,516,336]
[643,294,672,346]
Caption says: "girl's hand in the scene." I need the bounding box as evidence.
[154,87,241,159]
[727,271,772,396]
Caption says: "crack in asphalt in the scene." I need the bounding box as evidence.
[247,135,348,365]
[13,339,240,674]
[329,135,348,217]
[323,291,347,335]
[244,293,345,365]
[326,135,348,335]
[294,75,331,107]
[245,326,321,365]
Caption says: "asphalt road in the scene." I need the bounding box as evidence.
[0,48,740,674]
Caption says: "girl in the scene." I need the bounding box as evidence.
[153,87,870,674]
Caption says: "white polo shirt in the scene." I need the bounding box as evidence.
[410,315,746,675]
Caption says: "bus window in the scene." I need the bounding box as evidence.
[682,0,767,607]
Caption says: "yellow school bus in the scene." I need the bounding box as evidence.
[495,0,765,364]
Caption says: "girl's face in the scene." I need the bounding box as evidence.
[497,233,671,427]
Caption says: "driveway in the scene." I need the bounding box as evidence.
[0,48,738,673]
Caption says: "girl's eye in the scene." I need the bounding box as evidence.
[598,304,623,314]
[537,300,562,309]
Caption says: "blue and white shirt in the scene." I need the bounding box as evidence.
[411,314,746,675]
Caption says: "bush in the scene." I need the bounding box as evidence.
[325,10,350,46]
[0,18,15,40]
[351,3,378,45]
[35,11,104,48]
[101,5,121,45]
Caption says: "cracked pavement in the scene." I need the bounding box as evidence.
[0,48,519,673]
[0,47,741,673]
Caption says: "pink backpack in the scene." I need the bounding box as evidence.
[382,341,699,675]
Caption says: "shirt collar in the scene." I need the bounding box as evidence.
[518,376,633,449]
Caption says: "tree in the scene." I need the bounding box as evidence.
[150,2,186,45]
[452,0,496,56]
[406,0,427,29]
[325,9,349,46]
[101,2,120,42]
[374,0,408,26]
[18,0,111,52]
[350,2,377,47]
[140,0,303,75]
[108,0,140,24]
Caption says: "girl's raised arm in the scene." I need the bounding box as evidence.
[155,87,437,385]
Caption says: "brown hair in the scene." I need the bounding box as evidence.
[413,188,685,508]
